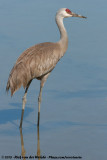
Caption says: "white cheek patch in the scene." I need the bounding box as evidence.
[63,10,71,17]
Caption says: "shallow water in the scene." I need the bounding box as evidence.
[0,0,107,160]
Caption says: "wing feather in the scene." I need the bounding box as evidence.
[6,42,61,96]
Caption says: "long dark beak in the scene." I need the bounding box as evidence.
[72,13,87,18]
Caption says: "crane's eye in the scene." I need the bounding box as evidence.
[65,8,72,14]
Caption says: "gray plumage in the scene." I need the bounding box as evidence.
[6,42,62,96]
[6,8,86,127]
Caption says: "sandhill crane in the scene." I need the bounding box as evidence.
[6,8,86,128]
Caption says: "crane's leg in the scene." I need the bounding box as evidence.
[19,128,26,157]
[37,125,40,158]
[37,80,44,126]
[20,80,32,128]
[37,73,50,126]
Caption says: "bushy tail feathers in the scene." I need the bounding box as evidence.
[6,63,31,96]
[6,80,10,94]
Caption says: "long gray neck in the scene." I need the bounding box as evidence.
[55,15,68,54]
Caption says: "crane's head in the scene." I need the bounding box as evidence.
[56,8,86,19]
